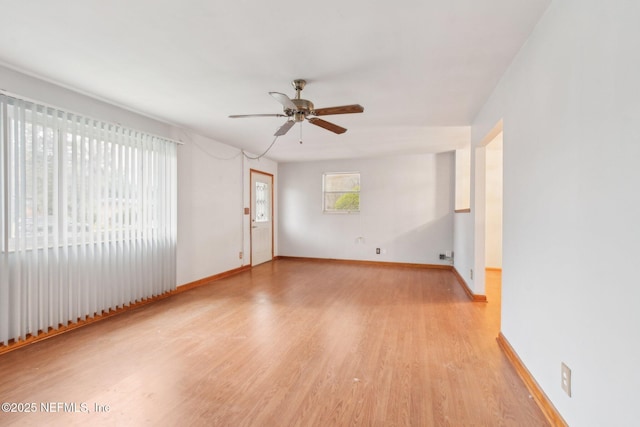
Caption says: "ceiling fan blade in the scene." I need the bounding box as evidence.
[229,113,287,118]
[308,118,347,134]
[313,104,364,116]
[269,92,297,110]
[274,120,295,136]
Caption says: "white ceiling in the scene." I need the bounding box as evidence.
[0,0,550,162]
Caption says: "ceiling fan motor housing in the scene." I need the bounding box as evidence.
[289,98,314,121]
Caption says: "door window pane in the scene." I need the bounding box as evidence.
[255,181,269,222]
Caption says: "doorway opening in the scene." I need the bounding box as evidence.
[474,119,503,327]
[484,132,503,315]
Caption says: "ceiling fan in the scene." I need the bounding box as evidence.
[229,79,364,136]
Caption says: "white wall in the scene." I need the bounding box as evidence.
[464,1,640,424]
[278,153,454,265]
[453,145,475,289]
[0,63,276,288]
[173,130,242,285]
[455,147,471,210]
[173,131,278,286]
[0,64,171,137]
[453,211,474,284]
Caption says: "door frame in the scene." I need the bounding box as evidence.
[249,169,274,266]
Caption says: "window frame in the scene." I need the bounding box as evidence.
[322,171,361,214]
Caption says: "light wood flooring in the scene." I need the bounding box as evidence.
[0,259,546,426]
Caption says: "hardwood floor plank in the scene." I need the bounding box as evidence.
[0,259,547,426]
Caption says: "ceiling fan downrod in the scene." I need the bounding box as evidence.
[290,79,313,122]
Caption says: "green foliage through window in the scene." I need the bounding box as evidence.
[334,186,360,210]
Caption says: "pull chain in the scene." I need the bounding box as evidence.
[299,122,303,144]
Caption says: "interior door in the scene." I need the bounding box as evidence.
[250,170,273,266]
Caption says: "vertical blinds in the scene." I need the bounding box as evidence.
[0,93,177,346]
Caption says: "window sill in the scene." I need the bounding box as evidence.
[323,211,360,215]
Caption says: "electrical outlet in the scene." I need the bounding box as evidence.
[561,362,572,397]
[439,254,446,260]
[376,248,381,255]
[239,251,243,259]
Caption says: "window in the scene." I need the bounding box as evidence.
[1,96,174,251]
[1,93,177,346]
[323,172,360,213]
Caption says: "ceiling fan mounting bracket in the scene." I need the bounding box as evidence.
[292,79,307,93]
